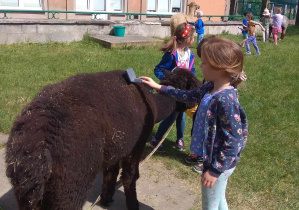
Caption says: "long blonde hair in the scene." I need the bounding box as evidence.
[197,36,246,87]
[161,23,194,53]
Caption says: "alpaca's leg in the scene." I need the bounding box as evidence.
[40,180,91,210]
[121,155,141,210]
[39,162,100,210]
[269,26,272,39]
[281,26,286,40]
[100,163,120,206]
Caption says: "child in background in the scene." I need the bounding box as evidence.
[239,11,248,47]
[270,8,284,45]
[189,11,205,45]
[262,8,271,42]
[140,36,248,209]
[244,13,265,55]
[150,23,196,152]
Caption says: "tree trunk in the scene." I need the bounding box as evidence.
[296,2,299,26]
[229,0,237,15]
[260,0,269,17]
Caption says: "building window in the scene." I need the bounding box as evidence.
[76,0,122,12]
[147,0,182,13]
[0,0,41,9]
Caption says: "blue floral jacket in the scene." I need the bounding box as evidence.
[160,82,248,177]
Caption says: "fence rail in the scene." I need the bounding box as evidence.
[0,9,261,21]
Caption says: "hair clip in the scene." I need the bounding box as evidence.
[182,24,191,37]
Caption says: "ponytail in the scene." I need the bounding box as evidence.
[231,71,247,88]
[161,36,177,53]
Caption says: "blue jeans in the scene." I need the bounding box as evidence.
[245,35,260,53]
[154,112,185,141]
[197,33,204,45]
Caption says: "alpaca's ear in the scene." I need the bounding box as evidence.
[161,68,171,78]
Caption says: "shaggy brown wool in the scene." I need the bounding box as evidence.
[6,68,201,210]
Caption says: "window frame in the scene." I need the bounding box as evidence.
[76,0,123,13]
[147,0,183,14]
[0,0,42,10]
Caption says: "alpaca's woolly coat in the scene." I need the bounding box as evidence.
[6,69,201,210]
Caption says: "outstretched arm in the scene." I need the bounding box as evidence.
[140,76,161,91]
[140,76,210,103]
[259,23,265,31]
[251,20,265,31]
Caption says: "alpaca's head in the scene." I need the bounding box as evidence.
[159,68,202,112]
[188,2,200,14]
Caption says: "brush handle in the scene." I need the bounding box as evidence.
[126,68,153,93]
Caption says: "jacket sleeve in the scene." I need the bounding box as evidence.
[191,62,196,76]
[209,97,245,177]
[159,82,213,103]
[154,52,174,79]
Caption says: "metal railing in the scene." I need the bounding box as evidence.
[0,9,171,20]
[0,9,261,21]
[203,15,261,21]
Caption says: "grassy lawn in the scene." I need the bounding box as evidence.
[0,26,298,209]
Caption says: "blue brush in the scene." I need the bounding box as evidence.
[126,68,153,93]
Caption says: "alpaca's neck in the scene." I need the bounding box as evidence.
[189,7,196,16]
[152,94,177,124]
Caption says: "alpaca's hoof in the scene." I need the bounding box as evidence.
[100,198,114,207]
[127,200,139,210]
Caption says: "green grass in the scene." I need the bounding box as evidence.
[0,25,299,209]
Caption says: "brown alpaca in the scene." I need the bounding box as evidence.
[6,68,201,210]
[170,1,200,36]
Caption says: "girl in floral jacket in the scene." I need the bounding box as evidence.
[141,37,248,210]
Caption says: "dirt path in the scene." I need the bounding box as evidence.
[0,134,199,210]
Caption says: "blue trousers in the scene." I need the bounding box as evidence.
[197,33,204,45]
[245,35,260,53]
[154,112,185,141]
[202,167,236,210]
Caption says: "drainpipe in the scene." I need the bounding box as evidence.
[140,0,142,20]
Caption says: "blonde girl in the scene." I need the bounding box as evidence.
[270,8,283,45]
[141,37,248,209]
[150,22,196,152]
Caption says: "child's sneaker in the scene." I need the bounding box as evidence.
[175,139,185,151]
[185,154,203,164]
[149,136,165,152]
[193,163,203,174]
[255,52,260,56]
[244,51,251,55]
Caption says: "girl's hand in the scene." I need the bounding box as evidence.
[201,170,217,188]
[139,76,162,91]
